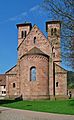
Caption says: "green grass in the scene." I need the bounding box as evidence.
[0,99,74,115]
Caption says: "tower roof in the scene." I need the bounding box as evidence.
[46,20,61,32]
[16,22,32,29]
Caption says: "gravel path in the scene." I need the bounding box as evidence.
[0,107,74,120]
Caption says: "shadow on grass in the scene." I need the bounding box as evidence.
[0,99,22,105]
[0,95,23,105]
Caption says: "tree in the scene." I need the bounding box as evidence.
[42,0,74,71]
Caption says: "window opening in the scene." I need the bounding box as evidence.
[34,37,36,44]
[51,28,54,36]
[56,82,58,87]
[30,67,36,81]
[13,83,15,88]
[54,28,57,35]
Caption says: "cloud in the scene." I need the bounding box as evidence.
[0,11,27,24]
[0,5,40,24]
[8,12,27,21]
[30,5,39,12]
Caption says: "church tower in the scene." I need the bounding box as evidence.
[46,21,62,98]
[16,22,32,46]
[46,21,61,63]
[16,22,32,60]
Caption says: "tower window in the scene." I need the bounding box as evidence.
[56,82,58,87]
[34,37,36,44]
[13,83,16,88]
[21,31,27,38]
[21,31,23,38]
[54,28,57,35]
[51,28,57,36]
[30,67,36,81]
[51,28,54,36]
[24,31,27,38]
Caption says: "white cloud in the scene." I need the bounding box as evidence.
[0,11,27,24]
[30,5,39,12]
[0,5,40,24]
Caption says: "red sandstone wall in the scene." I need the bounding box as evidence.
[6,65,20,98]
[19,54,49,99]
[18,25,31,46]
[5,21,68,99]
[55,64,67,96]
[18,25,50,59]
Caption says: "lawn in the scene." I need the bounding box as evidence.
[0,99,74,115]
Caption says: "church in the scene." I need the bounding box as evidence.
[0,21,67,100]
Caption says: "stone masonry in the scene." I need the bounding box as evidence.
[4,21,67,100]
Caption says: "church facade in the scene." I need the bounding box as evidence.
[4,21,67,100]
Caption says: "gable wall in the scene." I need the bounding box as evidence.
[18,25,50,59]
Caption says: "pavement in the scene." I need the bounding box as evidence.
[0,107,74,120]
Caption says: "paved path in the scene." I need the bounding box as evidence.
[0,107,74,120]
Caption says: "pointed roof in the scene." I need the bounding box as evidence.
[16,22,32,29]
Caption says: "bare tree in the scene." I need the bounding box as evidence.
[42,0,74,71]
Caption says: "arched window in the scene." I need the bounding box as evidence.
[54,28,57,35]
[30,67,36,81]
[21,31,27,38]
[34,37,36,44]
[13,83,16,88]
[51,28,54,36]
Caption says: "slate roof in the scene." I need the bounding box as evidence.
[16,22,32,29]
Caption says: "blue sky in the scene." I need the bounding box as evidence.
[0,0,72,73]
[0,0,48,73]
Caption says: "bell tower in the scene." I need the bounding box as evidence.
[16,22,32,47]
[46,21,61,98]
[46,21,61,62]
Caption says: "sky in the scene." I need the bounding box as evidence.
[0,0,72,73]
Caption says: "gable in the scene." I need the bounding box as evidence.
[18,25,50,59]
[55,64,67,74]
[27,47,47,55]
[26,47,49,57]
[5,65,17,75]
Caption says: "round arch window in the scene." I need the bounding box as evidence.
[30,67,36,81]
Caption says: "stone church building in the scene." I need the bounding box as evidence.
[0,21,68,100]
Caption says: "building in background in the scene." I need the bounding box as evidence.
[0,75,6,99]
